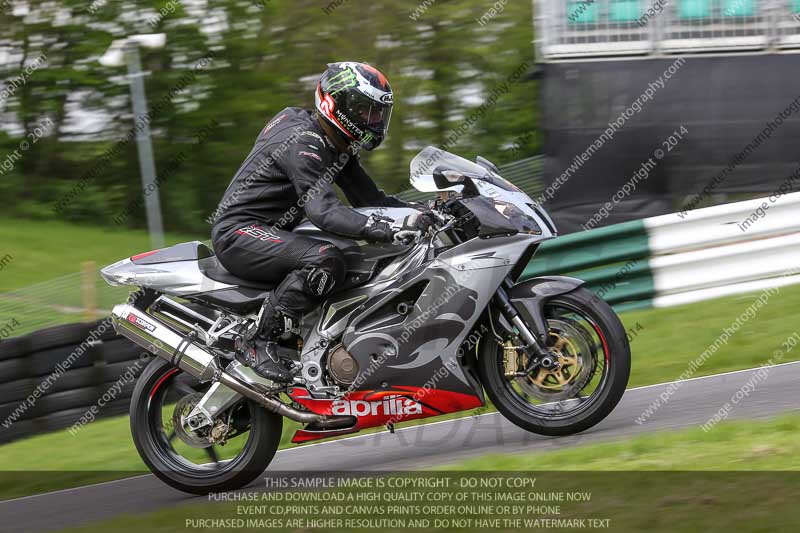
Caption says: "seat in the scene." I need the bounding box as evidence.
[188,287,270,314]
[200,256,277,291]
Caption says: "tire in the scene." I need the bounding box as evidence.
[97,338,147,364]
[478,287,630,437]
[28,345,95,377]
[103,360,146,381]
[130,358,283,495]
[0,358,28,384]
[87,319,120,342]
[28,323,93,353]
[0,418,37,445]
[0,377,34,403]
[0,335,30,361]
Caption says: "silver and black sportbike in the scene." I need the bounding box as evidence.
[102,147,631,494]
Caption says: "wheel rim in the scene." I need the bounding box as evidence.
[144,368,258,478]
[499,301,610,421]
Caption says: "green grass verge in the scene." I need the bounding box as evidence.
[0,217,202,292]
[445,412,800,472]
[55,414,800,533]
[0,217,203,333]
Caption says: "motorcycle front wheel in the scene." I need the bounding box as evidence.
[479,287,630,436]
[130,358,282,494]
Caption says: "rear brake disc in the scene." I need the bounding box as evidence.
[172,392,213,449]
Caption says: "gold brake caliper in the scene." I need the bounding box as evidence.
[503,340,523,378]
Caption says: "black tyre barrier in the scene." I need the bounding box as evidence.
[0,335,30,361]
[102,360,147,382]
[0,320,155,445]
[27,345,96,377]
[0,419,37,443]
[87,318,119,342]
[0,377,35,404]
[27,323,93,353]
[0,358,28,385]
[97,338,148,365]
[30,367,103,397]
[0,398,32,424]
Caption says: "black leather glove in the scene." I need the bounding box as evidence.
[392,211,435,245]
[414,210,436,233]
[408,210,437,231]
[362,215,394,243]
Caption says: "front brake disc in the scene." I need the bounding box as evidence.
[516,317,596,402]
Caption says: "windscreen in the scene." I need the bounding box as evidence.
[410,146,521,193]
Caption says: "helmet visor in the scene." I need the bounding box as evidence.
[346,91,393,135]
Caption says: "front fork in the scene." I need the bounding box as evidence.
[492,278,558,373]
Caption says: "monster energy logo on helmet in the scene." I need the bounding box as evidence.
[316,61,393,152]
[327,68,357,96]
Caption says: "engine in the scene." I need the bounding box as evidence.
[326,344,360,386]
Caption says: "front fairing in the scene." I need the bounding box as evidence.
[409,146,558,240]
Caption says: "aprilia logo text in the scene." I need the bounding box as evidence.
[331,396,423,417]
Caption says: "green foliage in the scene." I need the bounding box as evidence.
[0,0,539,233]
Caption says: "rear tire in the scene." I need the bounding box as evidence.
[479,287,630,436]
[130,358,282,494]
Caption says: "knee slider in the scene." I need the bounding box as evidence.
[302,244,346,297]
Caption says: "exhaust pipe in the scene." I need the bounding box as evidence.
[110,304,354,429]
[112,303,220,381]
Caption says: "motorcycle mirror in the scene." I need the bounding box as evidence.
[433,167,480,197]
[476,156,500,174]
[432,167,465,188]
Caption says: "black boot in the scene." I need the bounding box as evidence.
[237,297,297,383]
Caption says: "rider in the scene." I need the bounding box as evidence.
[211,61,430,383]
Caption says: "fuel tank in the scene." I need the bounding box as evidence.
[293,207,419,287]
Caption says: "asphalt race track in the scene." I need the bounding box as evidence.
[2,362,799,533]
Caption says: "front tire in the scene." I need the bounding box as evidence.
[479,287,630,436]
[130,358,282,494]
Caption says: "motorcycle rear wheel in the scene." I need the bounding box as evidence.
[130,358,282,494]
[479,287,630,436]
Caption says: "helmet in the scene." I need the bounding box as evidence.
[315,61,393,151]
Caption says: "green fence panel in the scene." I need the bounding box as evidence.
[522,220,650,276]
[610,0,642,22]
[522,220,655,308]
[679,0,712,18]
[723,0,754,16]
[568,0,600,24]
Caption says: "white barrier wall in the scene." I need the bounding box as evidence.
[645,192,800,307]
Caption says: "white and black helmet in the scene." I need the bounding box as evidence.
[315,61,393,151]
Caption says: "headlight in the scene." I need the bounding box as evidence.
[493,201,542,235]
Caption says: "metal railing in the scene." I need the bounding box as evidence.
[660,0,771,52]
[535,0,800,59]
[536,1,654,59]
[776,0,800,46]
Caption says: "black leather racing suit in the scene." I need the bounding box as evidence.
[210,107,407,319]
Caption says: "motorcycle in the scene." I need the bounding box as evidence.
[102,146,630,494]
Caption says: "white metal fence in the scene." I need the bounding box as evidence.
[535,0,800,59]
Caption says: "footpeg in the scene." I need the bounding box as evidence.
[235,337,295,384]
